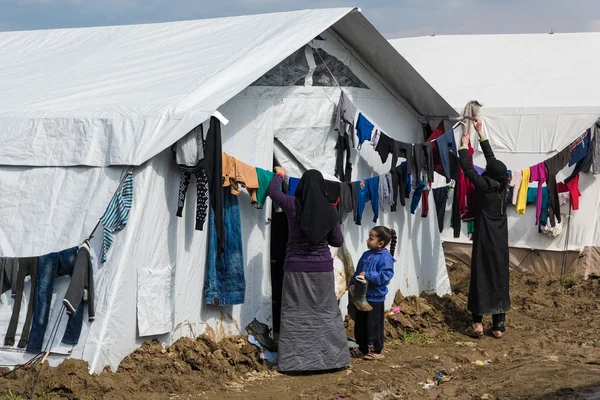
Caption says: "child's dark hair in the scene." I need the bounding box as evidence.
[372,226,397,256]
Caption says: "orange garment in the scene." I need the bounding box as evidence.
[222,153,259,202]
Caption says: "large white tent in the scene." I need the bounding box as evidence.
[391,33,600,277]
[0,8,457,373]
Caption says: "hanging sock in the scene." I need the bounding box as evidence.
[100,170,133,263]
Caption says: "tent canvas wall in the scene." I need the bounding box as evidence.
[0,8,456,374]
[390,33,600,278]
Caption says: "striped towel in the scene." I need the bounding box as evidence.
[100,171,133,263]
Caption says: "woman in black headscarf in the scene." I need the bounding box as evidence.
[458,119,511,339]
[267,168,350,372]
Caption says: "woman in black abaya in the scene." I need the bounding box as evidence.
[458,118,511,339]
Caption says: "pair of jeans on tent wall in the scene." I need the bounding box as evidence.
[27,246,84,352]
[204,188,245,306]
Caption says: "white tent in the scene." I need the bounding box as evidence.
[391,33,600,277]
[0,8,456,373]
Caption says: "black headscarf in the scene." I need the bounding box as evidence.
[294,170,339,244]
[483,159,509,186]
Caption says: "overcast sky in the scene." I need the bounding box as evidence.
[1,0,599,38]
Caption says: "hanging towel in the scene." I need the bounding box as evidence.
[100,171,133,263]
[515,168,530,215]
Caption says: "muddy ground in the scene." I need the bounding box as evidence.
[2,262,600,400]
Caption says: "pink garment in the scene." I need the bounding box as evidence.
[529,162,548,225]
[511,170,522,205]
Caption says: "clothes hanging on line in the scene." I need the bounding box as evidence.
[204,189,245,306]
[432,186,449,233]
[63,242,95,321]
[335,133,353,182]
[62,242,95,346]
[222,153,260,203]
[421,189,430,218]
[593,121,600,174]
[414,142,435,183]
[566,131,593,183]
[458,142,476,221]
[545,146,572,225]
[204,116,225,260]
[27,246,78,353]
[100,170,133,263]
[5,257,38,348]
[410,180,426,215]
[528,162,548,225]
[174,123,209,230]
[558,175,582,211]
[339,182,354,224]
[569,128,590,167]
[255,168,276,209]
[356,113,375,149]
[431,128,458,182]
[0,257,18,300]
[334,91,358,148]
[515,168,530,215]
[510,169,522,205]
[176,161,209,230]
[378,172,393,212]
[355,177,379,225]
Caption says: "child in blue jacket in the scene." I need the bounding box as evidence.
[350,226,396,360]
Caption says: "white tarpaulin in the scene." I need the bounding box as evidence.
[390,33,600,153]
[390,33,600,251]
[0,8,454,168]
[0,9,454,373]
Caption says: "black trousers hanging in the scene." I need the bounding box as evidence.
[334,133,352,182]
[354,301,385,354]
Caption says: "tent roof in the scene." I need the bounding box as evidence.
[390,33,600,110]
[390,33,600,153]
[0,8,454,167]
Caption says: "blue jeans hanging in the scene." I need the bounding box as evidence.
[27,246,79,352]
[204,188,245,306]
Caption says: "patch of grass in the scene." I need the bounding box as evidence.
[560,276,574,288]
[1,391,25,400]
[400,330,431,345]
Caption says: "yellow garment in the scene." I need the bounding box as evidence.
[515,167,530,214]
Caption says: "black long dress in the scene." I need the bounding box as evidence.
[458,140,511,316]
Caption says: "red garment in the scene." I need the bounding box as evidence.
[458,142,476,221]
[427,121,445,176]
[421,190,430,217]
[566,174,581,210]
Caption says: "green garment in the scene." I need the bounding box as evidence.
[255,167,275,209]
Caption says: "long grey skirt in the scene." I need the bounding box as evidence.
[277,270,350,372]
